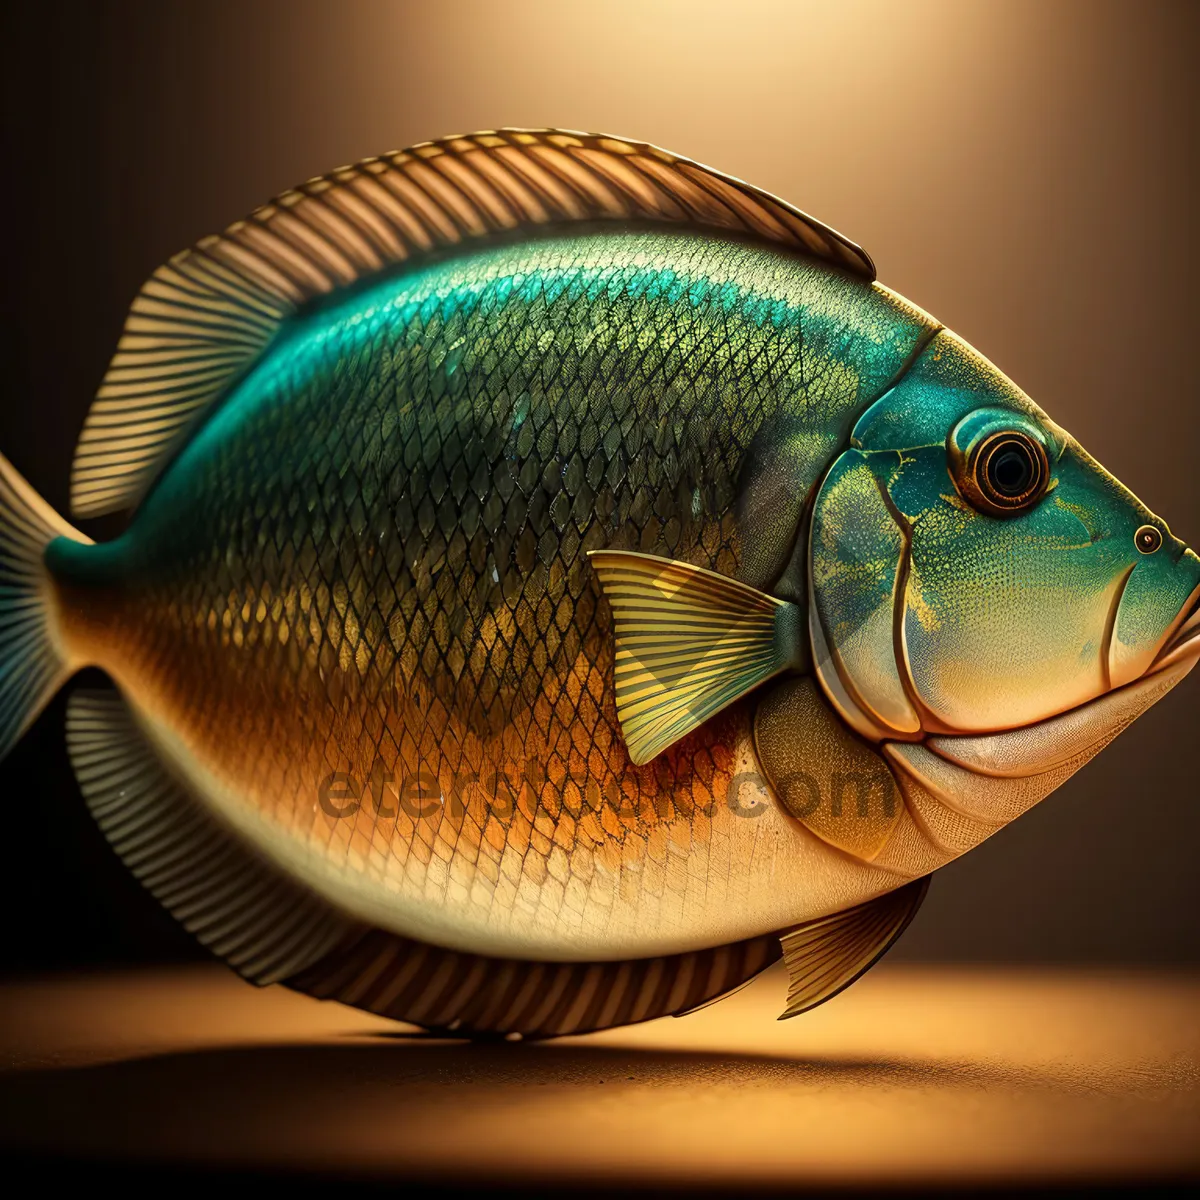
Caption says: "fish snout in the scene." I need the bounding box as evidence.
[1106,539,1200,689]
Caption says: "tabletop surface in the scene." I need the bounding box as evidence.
[0,962,1196,1190]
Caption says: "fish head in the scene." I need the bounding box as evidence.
[809,330,1200,755]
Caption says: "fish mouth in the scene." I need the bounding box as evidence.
[925,585,1200,781]
[926,644,1197,780]
[910,580,1200,781]
[1148,581,1200,674]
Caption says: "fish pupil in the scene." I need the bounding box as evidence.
[987,443,1034,497]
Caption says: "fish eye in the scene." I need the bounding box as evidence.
[1135,524,1163,554]
[953,428,1049,516]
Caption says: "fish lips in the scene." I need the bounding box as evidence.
[1149,581,1200,674]
[925,601,1200,781]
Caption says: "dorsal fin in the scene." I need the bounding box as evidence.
[71,128,874,518]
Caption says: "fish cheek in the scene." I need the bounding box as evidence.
[753,677,903,860]
[809,450,920,737]
[896,482,1124,733]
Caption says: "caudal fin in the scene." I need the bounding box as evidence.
[0,453,89,759]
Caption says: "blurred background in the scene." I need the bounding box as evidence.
[1,0,1197,974]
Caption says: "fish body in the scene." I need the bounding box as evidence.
[51,229,932,960]
[3,131,1197,1036]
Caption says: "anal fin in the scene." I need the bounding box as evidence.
[778,876,930,1019]
[286,926,782,1041]
[65,688,784,1037]
[66,689,359,984]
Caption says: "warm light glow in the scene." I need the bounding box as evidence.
[1,963,1196,1185]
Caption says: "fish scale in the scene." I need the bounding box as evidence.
[49,229,924,959]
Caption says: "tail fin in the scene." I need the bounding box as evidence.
[0,453,89,759]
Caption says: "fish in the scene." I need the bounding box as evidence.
[1,129,1197,1039]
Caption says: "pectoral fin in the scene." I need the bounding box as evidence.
[589,550,806,765]
[778,876,930,1019]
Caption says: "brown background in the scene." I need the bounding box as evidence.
[1,0,1196,972]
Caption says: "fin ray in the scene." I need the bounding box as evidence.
[65,688,357,984]
[287,926,781,1041]
[590,549,803,764]
[64,685,786,1036]
[0,454,89,760]
[778,876,930,1018]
